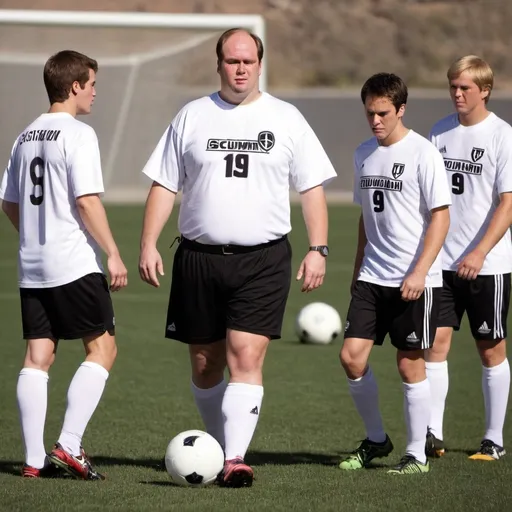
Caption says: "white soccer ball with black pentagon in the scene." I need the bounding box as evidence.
[296,302,342,345]
[164,429,224,487]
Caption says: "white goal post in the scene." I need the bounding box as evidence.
[0,9,267,90]
[0,9,267,201]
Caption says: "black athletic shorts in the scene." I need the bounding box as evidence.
[165,236,292,344]
[438,270,510,341]
[344,280,441,351]
[20,272,115,341]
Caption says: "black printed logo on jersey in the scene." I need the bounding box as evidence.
[443,158,483,175]
[444,148,485,196]
[360,164,404,214]
[360,175,403,192]
[206,131,275,154]
[391,163,405,179]
[471,147,485,162]
[258,131,275,151]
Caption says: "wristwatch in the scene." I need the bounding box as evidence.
[309,245,329,257]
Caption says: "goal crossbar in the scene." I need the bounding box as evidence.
[0,9,267,89]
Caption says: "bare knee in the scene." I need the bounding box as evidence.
[477,339,507,367]
[83,331,117,372]
[23,338,58,372]
[397,350,426,383]
[190,341,227,388]
[227,330,269,384]
[340,339,373,380]
[425,327,453,362]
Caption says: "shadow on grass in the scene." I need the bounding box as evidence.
[0,461,22,477]
[91,456,165,470]
[248,451,346,467]
[139,480,183,487]
[442,448,474,456]
[0,460,73,478]
[0,450,389,477]
[92,450,362,469]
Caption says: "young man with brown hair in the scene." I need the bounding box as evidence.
[0,50,127,479]
[339,73,451,475]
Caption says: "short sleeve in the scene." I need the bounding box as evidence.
[141,123,184,193]
[290,121,337,193]
[495,128,512,195]
[68,128,104,198]
[0,139,20,203]
[352,152,362,205]
[418,147,451,211]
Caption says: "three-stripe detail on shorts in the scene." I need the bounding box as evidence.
[494,274,505,339]
[422,287,433,349]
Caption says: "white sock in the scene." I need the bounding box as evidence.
[482,358,510,447]
[17,368,49,469]
[347,367,386,443]
[57,361,109,456]
[425,361,449,440]
[222,383,264,461]
[191,379,227,448]
[403,379,430,464]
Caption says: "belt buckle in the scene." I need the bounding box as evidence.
[222,244,234,255]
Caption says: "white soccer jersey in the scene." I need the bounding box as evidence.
[142,92,337,245]
[0,112,104,288]
[430,113,512,274]
[354,130,451,287]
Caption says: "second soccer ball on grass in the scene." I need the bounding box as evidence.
[296,302,343,345]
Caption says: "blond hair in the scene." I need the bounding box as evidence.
[447,55,493,103]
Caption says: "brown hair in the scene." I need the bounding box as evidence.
[215,28,264,64]
[360,73,408,112]
[43,50,98,104]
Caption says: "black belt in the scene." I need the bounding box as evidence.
[180,235,286,255]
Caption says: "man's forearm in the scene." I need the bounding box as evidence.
[299,185,328,246]
[140,183,176,249]
[414,206,450,275]
[1,200,19,232]
[76,195,120,257]
[475,193,512,256]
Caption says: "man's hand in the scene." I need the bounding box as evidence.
[296,251,326,292]
[400,270,426,301]
[139,246,165,287]
[107,253,128,292]
[457,248,485,280]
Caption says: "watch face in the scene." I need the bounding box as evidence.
[311,246,328,256]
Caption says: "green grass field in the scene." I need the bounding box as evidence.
[0,204,511,511]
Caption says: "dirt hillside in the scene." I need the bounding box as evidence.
[1,0,511,88]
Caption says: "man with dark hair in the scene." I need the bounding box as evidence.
[0,50,127,479]
[338,73,451,474]
[138,28,336,487]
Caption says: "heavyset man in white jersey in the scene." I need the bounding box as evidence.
[338,73,451,474]
[0,50,127,479]
[426,56,512,461]
[138,28,336,487]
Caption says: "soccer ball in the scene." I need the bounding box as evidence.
[164,429,224,487]
[295,302,342,345]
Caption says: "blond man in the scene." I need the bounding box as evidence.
[426,56,512,461]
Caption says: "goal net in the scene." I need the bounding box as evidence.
[0,10,266,202]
